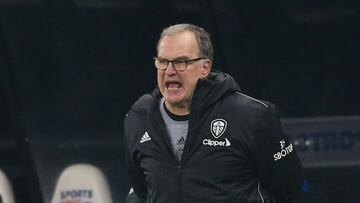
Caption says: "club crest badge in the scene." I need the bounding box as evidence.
[210,118,227,139]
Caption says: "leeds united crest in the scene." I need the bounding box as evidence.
[210,118,227,139]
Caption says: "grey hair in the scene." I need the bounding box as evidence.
[156,23,214,60]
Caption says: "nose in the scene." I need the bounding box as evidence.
[165,61,177,75]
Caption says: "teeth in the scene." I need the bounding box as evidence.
[167,82,181,89]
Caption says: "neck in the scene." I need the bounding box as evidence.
[164,100,190,116]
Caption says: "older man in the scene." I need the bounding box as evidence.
[124,23,303,203]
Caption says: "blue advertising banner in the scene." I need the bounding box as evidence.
[281,117,360,168]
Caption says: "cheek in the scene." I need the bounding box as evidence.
[157,73,164,93]
[183,75,199,92]
[157,72,164,85]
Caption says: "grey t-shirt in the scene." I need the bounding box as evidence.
[159,97,189,161]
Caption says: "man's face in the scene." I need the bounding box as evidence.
[157,31,210,111]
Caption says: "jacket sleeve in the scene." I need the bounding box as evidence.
[124,114,147,203]
[249,103,304,203]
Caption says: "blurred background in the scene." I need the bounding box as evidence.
[0,0,359,202]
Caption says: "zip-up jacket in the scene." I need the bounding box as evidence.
[124,70,304,203]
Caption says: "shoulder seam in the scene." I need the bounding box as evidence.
[235,92,269,108]
[127,109,149,120]
[258,182,265,203]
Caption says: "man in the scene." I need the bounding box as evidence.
[124,23,303,203]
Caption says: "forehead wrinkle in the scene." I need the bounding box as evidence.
[158,32,200,60]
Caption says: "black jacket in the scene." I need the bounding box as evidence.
[124,70,303,203]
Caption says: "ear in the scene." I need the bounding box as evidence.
[201,59,212,78]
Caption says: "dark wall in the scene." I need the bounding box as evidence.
[0,0,359,202]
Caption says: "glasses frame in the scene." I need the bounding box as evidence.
[154,57,205,71]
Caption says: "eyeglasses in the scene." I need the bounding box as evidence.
[154,57,205,71]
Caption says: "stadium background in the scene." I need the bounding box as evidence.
[0,0,359,202]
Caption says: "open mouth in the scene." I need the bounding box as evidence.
[166,81,183,90]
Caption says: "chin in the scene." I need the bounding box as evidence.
[165,97,181,104]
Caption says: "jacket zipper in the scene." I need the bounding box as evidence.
[177,163,183,203]
[176,114,197,203]
[153,110,191,203]
[157,119,184,203]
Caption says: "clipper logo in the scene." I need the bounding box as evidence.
[211,118,227,138]
[204,119,230,147]
[203,138,231,147]
[273,140,294,161]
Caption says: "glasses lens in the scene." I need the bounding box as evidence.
[172,60,186,71]
[155,58,167,70]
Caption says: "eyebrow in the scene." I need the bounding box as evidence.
[157,56,190,60]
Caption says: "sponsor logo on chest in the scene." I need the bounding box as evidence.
[203,118,231,147]
[140,131,151,144]
[211,118,227,138]
[273,140,294,161]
